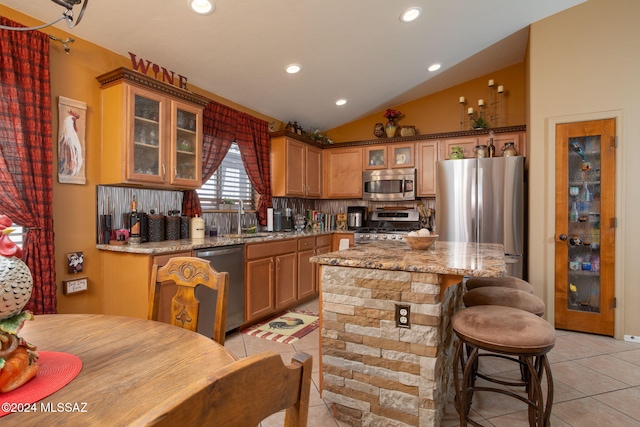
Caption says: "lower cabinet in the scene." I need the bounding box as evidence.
[101,250,192,319]
[245,239,298,323]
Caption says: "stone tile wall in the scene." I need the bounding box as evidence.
[321,266,464,427]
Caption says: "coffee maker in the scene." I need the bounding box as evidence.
[347,206,367,230]
[283,208,293,231]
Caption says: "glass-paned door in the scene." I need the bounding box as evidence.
[128,87,166,184]
[555,119,616,336]
[170,101,201,187]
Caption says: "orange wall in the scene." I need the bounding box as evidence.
[326,63,525,142]
[0,5,281,315]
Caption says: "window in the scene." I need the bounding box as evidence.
[7,224,25,249]
[197,142,254,211]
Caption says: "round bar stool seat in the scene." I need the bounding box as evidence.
[453,305,556,426]
[466,276,534,293]
[463,287,546,316]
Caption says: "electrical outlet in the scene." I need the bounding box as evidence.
[396,304,410,328]
[63,277,88,295]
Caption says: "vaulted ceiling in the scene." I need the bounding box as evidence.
[2,0,586,130]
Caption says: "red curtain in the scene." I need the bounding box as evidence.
[236,112,272,225]
[182,101,272,224]
[0,17,57,314]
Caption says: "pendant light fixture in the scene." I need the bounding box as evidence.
[0,0,89,31]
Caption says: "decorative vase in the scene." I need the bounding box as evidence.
[373,122,385,138]
[385,121,397,138]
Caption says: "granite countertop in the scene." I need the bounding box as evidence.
[309,240,506,277]
[97,230,352,254]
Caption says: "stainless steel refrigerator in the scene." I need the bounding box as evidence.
[435,156,524,278]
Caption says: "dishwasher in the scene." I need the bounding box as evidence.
[194,245,245,334]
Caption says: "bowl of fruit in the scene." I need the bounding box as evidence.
[404,228,438,250]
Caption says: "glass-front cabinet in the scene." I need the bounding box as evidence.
[555,119,616,336]
[98,68,207,189]
[364,143,414,170]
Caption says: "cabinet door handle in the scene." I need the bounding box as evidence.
[559,234,568,241]
[270,259,274,272]
[277,258,280,270]
[162,164,166,179]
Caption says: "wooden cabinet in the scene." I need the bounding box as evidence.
[478,131,526,158]
[97,68,208,189]
[271,136,322,198]
[416,141,438,197]
[439,137,480,160]
[439,132,526,160]
[364,143,415,170]
[297,235,332,300]
[554,119,616,336]
[323,146,363,198]
[101,250,192,319]
[245,239,298,322]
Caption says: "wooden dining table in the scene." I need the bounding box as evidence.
[1,314,237,426]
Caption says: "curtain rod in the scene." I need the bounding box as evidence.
[48,34,74,54]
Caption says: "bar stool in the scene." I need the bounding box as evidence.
[463,287,545,316]
[453,305,555,426]
[466,275,534,293]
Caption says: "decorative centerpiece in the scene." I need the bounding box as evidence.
[383,108,402,137]
[404,228,439,250]
[0,215,38,392]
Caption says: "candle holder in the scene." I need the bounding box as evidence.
[488,80,505,127]
[459,97,467,130]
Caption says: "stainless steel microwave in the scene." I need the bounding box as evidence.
[362,168,416,201]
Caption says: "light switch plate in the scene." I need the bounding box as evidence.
[63,277,88,295]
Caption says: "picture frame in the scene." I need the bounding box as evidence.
[67,251,84,274]
[57,96,87,184]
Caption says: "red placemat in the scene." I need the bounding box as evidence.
[0,351,82,417]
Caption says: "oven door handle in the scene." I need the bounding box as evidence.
[402,178,406,197]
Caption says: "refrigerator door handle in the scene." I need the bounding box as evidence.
[477,167,483,243]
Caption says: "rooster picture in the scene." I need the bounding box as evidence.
[58,109,83,177]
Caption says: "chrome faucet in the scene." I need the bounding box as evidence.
[237,199,244,235]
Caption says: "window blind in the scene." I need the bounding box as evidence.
[197,142,254,211]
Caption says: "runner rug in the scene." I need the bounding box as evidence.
[241,310,319,344]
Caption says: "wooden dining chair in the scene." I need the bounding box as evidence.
[133,351,313,427]
[148,256,229,345]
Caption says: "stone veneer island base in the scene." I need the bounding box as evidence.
[310,240,506,427]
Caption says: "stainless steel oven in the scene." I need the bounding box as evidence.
[354,209,420,243]
[363,168,416,201]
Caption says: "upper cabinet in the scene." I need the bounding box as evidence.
[97,68,209,189]
[439,131,526,160]
[364,143,415,170]
[271,136,322,198]
[416,141,438,197]
[323,146,363,198]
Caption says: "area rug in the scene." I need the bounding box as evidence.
[242,310,319,344]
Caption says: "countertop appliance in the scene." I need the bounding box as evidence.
[354,209,420,243]
[436,156,524,278]
[347,206,367,229]
[363,168,416,201]
[195,245,245,333]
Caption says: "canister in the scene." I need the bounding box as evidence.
[180,215,190,239]
[147,213,165,242]
[165,213,180,240]
[190,215,205,239]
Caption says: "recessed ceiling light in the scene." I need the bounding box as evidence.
[285,64,301,74]
[335,99,347,106]
[400,7,422,23]
[428,63,442,72]
[188,0,215,15]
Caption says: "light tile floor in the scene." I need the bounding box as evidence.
[224,298,640,426]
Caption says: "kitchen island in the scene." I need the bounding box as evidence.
[309,240,505,427]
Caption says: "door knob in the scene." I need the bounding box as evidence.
[559,234,568,241]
